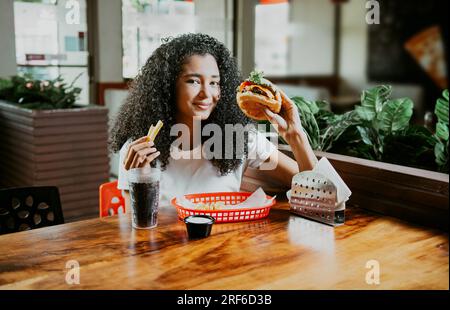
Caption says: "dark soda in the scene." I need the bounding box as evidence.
[129,181,160,228]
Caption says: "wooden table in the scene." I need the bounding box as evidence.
[0,200,448,289]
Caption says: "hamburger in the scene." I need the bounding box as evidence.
[236,71,282,120]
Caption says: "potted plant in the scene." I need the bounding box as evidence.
[0,74,110,222]
[243,85,449,230]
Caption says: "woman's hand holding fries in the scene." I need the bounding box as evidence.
[124,121,163,170]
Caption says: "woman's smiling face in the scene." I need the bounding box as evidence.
[175,54,221,122]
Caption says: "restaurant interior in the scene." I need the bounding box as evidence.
[0,0,448,291]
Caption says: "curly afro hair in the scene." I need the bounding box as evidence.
[109,33,254,175]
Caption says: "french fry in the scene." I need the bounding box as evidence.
[146,125,154,142]
[146,120,163,142]
[193,201,226,210]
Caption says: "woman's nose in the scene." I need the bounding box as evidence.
[197,83,211,99]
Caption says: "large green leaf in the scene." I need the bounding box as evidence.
[356,85,392,121]
[435,90,449,125]
[378,98,413,133]
[436,122,449,141]
[355,106,375,122]
[320,110,361,151]
[434,141,448,167]
[291,96,315,114]
[433,90,449,171]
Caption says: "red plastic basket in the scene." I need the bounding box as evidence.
[171,192,275,223]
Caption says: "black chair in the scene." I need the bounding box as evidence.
[0,186,64,235]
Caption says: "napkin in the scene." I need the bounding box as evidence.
[313,157,351,204]
[226,187,273,210]
[176,187,274,210]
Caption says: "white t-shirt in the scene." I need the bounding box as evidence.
[117,128,277,207]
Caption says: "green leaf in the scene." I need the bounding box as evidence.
[382,125,437,170]
[248,70,264,84]
[291,96,312,114]
[405,125,436,145]
[436,122,449,141]
[378,98,413,133]
[434,141,448,166]
[356,126,374,146]
[320,110,361,151]
[443,89,449,101]
[435,91,449,125]
[356,85,392,121]
[315,100,330,113]
[355,106,375,121]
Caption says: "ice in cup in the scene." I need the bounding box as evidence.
[128,167,161,229]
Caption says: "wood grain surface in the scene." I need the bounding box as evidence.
[0,200,448,290]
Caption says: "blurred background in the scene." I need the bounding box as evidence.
[0,0,447,116]
[0,0,448,221]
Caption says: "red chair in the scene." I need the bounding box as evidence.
[99,180,126,217]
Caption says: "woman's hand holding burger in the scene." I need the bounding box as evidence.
[262,90,304,144]
[236,70,304,144]
[236,70,317,170]
[264,91,317,171]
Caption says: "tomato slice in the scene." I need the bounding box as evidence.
[239,81,254,92]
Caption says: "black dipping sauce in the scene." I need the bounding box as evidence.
[184,215,215,239]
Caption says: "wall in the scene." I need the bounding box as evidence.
[95,0,124,82]
[289,0,335,76]
[235,0,257,77]
[195,0,234,51]
[0,0,17,78]
[338,1,425,115]
[339,0,368,95]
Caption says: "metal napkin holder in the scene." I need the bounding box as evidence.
[288,171,345,226]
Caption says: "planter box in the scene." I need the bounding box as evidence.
[242,144,449,231]
[0,101,109,222]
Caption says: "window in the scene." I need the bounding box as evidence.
[254,0,335,76]
[255,0,290,75]
[14,0,89,104]
[122,0,234,79]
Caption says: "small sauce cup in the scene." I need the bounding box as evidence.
[184,215,215,239]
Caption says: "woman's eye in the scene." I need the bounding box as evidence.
[210,81,220,87]
[187,79,200,85]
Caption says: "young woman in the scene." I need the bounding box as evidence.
[110,33,317,208]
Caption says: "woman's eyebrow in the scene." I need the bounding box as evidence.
[183,73,220,79]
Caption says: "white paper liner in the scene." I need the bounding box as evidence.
[176,187,274,210]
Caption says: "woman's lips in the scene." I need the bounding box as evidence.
[194,102,211,110]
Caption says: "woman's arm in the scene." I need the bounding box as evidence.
[120,136,161,213]
[260,90,318,187]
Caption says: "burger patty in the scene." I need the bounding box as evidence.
[242,84,276,99]
[251,88,267,96]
